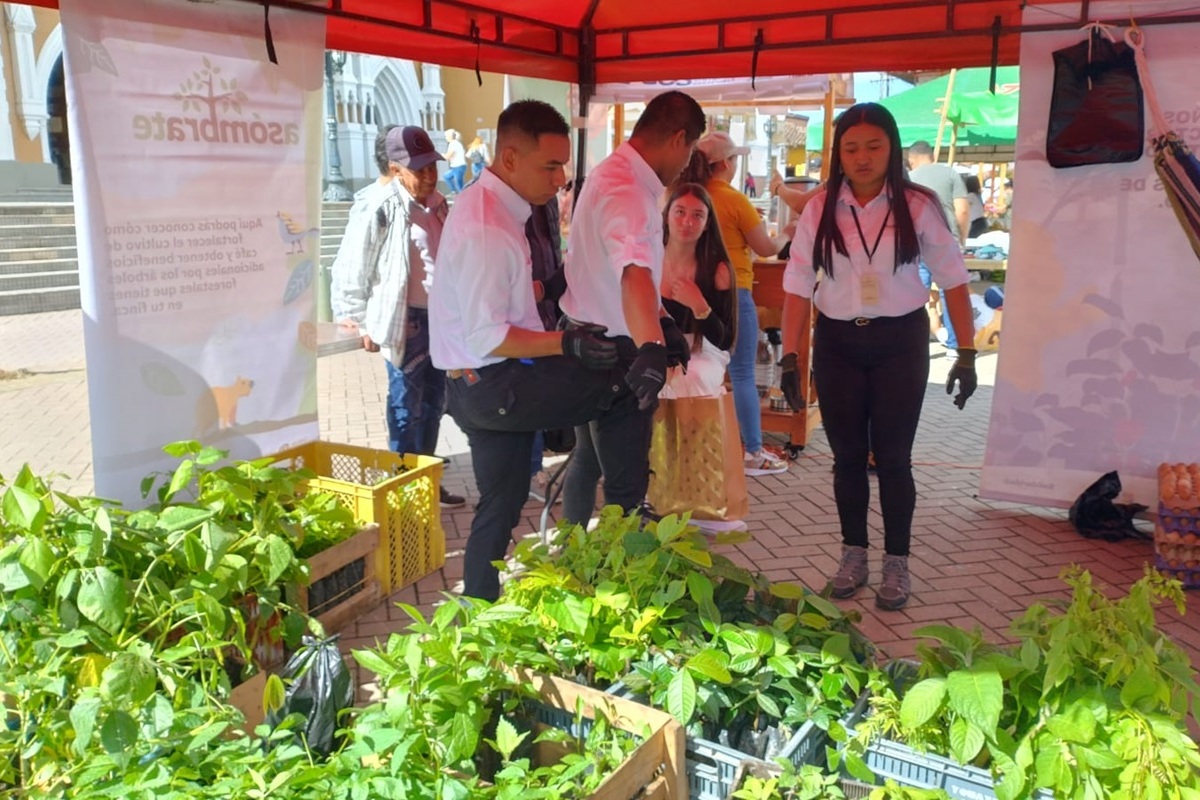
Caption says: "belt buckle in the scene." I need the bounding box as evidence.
[854,317,870,327]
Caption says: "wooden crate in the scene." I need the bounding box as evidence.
[516,670,686,800]
[229,669,270,734]
[294,523,382,635]
[752,258,821,452]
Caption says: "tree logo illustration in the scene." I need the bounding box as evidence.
[175,56,249,115]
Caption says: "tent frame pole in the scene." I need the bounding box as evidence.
[933,67,956,163]
[573,6,600,205]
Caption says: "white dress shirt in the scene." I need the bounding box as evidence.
[560,142,665,337]
[783,181,969,320]
[427,169,543,370]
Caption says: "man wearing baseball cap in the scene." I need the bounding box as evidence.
[332,124,465,508]
[678,130,792,477]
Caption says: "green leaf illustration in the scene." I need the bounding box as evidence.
[141,362,185,395]
[283,260,313,305]
[83,40,119,77]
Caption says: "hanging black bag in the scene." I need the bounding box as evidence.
[1047,25,1144,168]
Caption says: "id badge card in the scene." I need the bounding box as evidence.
[860,272,880,306]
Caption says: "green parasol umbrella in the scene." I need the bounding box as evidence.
[946,89,1020,140]
[805,67,1019,153]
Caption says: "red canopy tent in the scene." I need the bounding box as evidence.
[27,0,1200,178]
[23,1,1199,85]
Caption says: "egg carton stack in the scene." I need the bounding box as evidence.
[1155,463,1200,588]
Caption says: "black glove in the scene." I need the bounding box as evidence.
[779,352,803,412]
[624,343,669,410]
[562,324,618,370]
[945,347,978,410]
[660,316,691,371]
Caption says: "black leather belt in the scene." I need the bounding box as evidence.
[826,308,925,327]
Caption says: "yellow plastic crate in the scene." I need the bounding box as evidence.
[269,442,446,595]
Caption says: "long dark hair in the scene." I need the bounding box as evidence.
[663,182,737,347]
[813,102,940,277]
[672,148,717,193]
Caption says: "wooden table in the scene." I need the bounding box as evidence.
[964,257,1007,280]
[752,258,821,455]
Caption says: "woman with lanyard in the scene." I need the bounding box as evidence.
[778,103,977,610]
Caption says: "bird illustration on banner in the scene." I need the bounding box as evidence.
[276,211,318,254]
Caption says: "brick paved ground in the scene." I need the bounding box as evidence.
[2,309,1196,676]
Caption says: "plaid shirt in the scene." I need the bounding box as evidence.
[330,180,447,365]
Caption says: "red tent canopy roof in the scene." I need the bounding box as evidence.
[24,0,1142,83]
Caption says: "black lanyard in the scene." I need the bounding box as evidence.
[850,206,890,265]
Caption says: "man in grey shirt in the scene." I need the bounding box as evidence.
[907,140,969,243]
[907,140,969,351]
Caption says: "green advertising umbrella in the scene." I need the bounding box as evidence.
[806,67,1019,153]
[881,66,1020,148]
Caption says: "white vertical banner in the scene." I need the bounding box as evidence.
[60,0,325,505]
[981,1,1200,508]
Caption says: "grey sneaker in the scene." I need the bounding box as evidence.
[876,554,911,610]
[829,544,869,599]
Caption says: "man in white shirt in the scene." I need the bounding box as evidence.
[558,90,707,525]
[330,124,465,508]
[428,100,639,601]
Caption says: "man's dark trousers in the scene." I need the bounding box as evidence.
[447,354,636,600]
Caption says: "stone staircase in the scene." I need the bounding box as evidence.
[0,204,79,316]
[0,200,354,317]
[320,202,351,304]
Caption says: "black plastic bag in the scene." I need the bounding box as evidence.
[1068,470,1151,541]
[265,634,353,756]
[1047,29,1144,168]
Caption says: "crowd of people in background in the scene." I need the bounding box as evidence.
[331,94,987,610]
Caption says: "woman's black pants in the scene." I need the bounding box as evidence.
[812,309,930,556]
